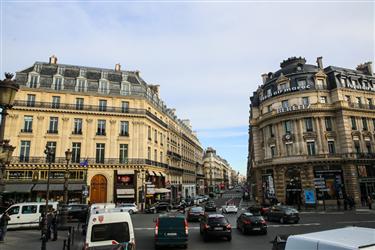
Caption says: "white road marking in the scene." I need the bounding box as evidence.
[134,227,200,230]
[336,220,375,224]
[267,223,320,227]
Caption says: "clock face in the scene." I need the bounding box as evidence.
[285,134,291,140]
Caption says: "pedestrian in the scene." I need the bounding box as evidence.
[51,209,58,241]
[367,195,373,210]
[0,212,11,243]
[336,199,341,210]
[343,196,348,211]
[46,209,54,241]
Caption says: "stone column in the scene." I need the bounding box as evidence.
[274,166,286,203]
[342,163,361,205]
[276,122,284,156]
[297,119,305,154]
[315,117,323,154]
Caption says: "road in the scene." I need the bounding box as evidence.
[3,190,375,250]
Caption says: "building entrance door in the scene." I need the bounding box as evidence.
[90,175,107,203]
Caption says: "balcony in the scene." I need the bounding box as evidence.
[96,131,106,136]
[349,102,375,110]
[119,132,129,137]
[72,130,82,135]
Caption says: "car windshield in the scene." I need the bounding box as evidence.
[208,217,227,224]
[284,207,298,213]
[191,207,203,212]
[159,217,185,229]
[91,222,130,243]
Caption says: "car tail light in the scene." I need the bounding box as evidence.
[111,240,119,245]
[155,219,159,238]
[83,242,89,250]
[204,224,210,229]
[184,219,189,235]
[226,224,232,229]
[243,220,251,225]
[260,219,266,224]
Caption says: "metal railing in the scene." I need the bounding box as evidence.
[349,102,375,110]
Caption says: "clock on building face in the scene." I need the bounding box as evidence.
[285,134,291,140]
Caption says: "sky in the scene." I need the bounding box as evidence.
[1,0,374,175]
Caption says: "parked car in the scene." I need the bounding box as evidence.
[222,204,238,214]
[236,212,267,234]
[59,204,88,223]
[84,207,135,250]
[172,201,187,210]
[204,201,216,212]
[248,205,270,216]
[154,214,188,249]
[196,196,206,204]
[145,202,172,214]
[117,203,138,214]
[264,205,299,224]
[284,227,375,250]
[199,213,232,241]
[186,206,204,222]
[209,192,215,198]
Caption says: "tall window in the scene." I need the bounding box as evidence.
[282,100,289,109]
[286,144,293,156]
[22,116,33,133]
[48,117,59,133]
[99,100,107,111]
[154,129,158,143]
[97,120,106,135]
[76,79,86,92]
[345,95,351,103]
[373,119,375,131]
[53,77,63,90]
[120,121,129,136]
[148,126,151,140]
[328,141,335,154]
[367,98,373,107]
[119,144,128,164]
[98,80,108,93]
[356,97,362,105]
[325,117,332,131]
[284,120,292,133]
[316,79,324,89]
[302,97,309,106]
[269,125,274,137]
[160,132,163,145]
[351,116,357,130]
[354,141,361,154]
[29,75,39,88]
[121,101,129,113]
[366,142,372,154]
[160,152,163,163]
[72,142,81,163]
[305,118,313,132]
[27,94,36,107]
[20,141,31,162]
[270,146,276,157]
[76,98,84,110]
[52,96,60,109]
[154,149,157,161]
[307,142,316,155]
[46,141,57,162]
[96,143,105,163]
[297,79,307,88]
[362,117,368,131]
[148,147,151,160]
[73,118,83,134]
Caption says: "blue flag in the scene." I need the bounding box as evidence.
[80,159,88,167]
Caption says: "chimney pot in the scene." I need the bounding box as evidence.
[49,55,58,64]
[356,62,373,76]
[115,63,121,72]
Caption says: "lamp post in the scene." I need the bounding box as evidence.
[41,144,54,250]
[60,148,72,229]
[0,73,19,206]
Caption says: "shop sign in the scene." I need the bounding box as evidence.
[277,104,311,114]
[260,84,312,102]
[345,82,375,92]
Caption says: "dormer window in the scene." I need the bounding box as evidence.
[266,88,272,96]
[28,74,39,88]
[79,69,86,77]
[297,79,307,88]
[76,79,87,92]
[121,82,131,95]
[98,80,109,94]
[57,67,64,75]
[35,64,41,72]
[279,82,289,91]
[101,71,108,79]
[52,77,63,90]
[316,79,325,89]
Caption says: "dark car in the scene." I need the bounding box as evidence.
[186,206,204,222]
[204,201,216,212]
[264,205,299,224]
[154,214,188,249]
[236,212,267,234]
[248,205,270,216]
[270,234,290,250]
[199,213,231,241]
[145,202,172,214]
[59,204,88,223]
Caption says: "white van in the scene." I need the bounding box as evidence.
[285,227,375,250]
[2,202,58,229]
[84,207,136,250]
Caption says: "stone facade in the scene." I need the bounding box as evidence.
[3,56,203,207]
[248,57,375,207]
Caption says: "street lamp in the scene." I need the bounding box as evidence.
[60,148,72,228]
[0,73,19,205]
[41,144,54,250]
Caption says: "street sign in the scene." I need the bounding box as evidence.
[304,189,315,204]
[146,184,155,188]
[145,182,152,185]
[319,188,329,192]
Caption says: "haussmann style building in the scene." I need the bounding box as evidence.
[2,55,203,208]
[248,56,375,207]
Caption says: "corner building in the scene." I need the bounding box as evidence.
[3,56,203,207]
[248,57,375,206]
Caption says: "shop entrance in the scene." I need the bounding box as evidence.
[90,175,107,203]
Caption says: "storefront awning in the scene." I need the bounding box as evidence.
[148,171,155,176]
[158,172,166,177]
[4,184,33,193]
[154,188,171,194]
[33,184,84,191]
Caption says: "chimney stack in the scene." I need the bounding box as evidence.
[261,73,268,84]
[115,63,121,72]
[49,55,58,64]
[316,56,323,69]
[356,62,373,76]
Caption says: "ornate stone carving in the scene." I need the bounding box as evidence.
[110,120,116,124]
[324,131,337,139]
[8,114,18,119]
[282,133,294,142]
[37,116,45,120]
[303,132,317,140]
[62,117,69,121]
[86,118,93,123]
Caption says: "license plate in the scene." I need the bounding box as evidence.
[252,228,261,231]
[214,227,222,231]
[167,233,177,236]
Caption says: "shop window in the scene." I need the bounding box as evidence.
[305,118,313,132]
